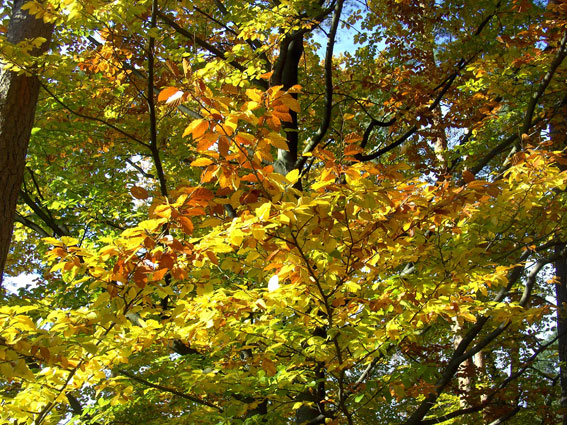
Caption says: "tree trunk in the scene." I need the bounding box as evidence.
[451,318,477,407]
[555,245,567,425]
[0,0,53,285]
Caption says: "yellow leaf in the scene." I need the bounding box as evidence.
[61,236,79,246]
[246,88,263,103]
[255,202,271,220]
[182,58,191,78]
[183,119,209,139]
[244,101,260,111]
[266,132,288,151]
[190,157,214,167]
[154,205,172,219]
[279,95,301,113]
[43,237,62,246]
[14,315,36,331]
[230,229,245,246]
[286,169,300,184]
[252,227,266,240]
[461,312,477,323]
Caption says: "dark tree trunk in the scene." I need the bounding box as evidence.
[555,246,567,425]
[0,0,53,285]
[551,88,567,424]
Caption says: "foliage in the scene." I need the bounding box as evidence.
[1,0,567,424]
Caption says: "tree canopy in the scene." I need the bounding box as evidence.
[1,0,567,424]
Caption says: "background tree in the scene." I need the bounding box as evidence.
[1,0,567,424]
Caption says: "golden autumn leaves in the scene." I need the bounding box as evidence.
[22,133,567,425]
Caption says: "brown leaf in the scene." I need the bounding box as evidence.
[462,170,475,183]
[178,216,194,234]
[131,186,149,200]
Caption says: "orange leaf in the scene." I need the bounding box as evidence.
[206,251,219,265]
[218,136,230,157]
[344,145,364,156]
[158,86,181,103]
[133,268,148,288]
[159,253,175,270]
[183,119,209,139]
[178,216,194,234]
[235,133,255,145]
[191,188,214,202]
[52,247,67,257]
[271,111,292,122]
[152,268,169,281]
[258,71,274,80]
[184,207,206,216]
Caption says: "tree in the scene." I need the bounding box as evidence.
[1,0,567,424]
[0,0,53,285]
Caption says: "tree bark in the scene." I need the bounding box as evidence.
[0,0,53,285]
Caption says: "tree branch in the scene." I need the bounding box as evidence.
[421,331,560,425]
[86,35,200,119]
[403,250,533,425]
[193,6,272,69]
[19,189,69,237]
[39,82,150,149]
[157,11,268,90]
[354,56,474,162]
[295,0,345,170]
[147,0,168,198]
[521,30,567,136]
[354,2,501,163]
[119,369,223,411]
[14,212,49,237]
[125,158,154,179]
